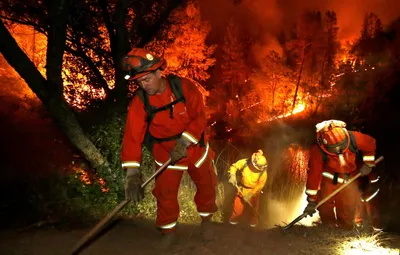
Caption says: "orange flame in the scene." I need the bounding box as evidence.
[72,166,109,193]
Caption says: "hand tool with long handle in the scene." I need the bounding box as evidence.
[71,158,172,255]
[235,184,267,226]
[282,156,384,232]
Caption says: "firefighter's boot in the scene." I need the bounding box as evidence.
[201,220,215,242]
[159,232,177,252]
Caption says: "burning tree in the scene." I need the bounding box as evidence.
[249,50,297,121]
[207,18,254,133]
[0,0,187,186]
[146,1,217,82]
[282,10,340,115]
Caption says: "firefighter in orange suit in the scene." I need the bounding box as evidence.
[303,120,377,229]
[120,48,217,249]
[228,150,268,227]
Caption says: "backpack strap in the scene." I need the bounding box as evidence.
[137,88,156,124]
[136,75,187,151]
[167,74,185,104]
[348,131,363,161]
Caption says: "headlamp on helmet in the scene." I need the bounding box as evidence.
[121,48,166,80]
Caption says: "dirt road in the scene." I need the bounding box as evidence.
[1,219,400,255]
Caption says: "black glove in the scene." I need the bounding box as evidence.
[125,168,144,202]
[170,138,190,163]
[303,200,317,216]
[360,164,373,176]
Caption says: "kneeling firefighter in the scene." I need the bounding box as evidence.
[227,150,268,227]
[303,120,379,229]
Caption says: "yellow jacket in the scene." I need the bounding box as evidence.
[228,158,267,194]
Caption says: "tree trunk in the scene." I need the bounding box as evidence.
[271,80,276,107]
[111,0,130,104]
[292,49,306,113]
[0,18,109,171]
[314,50,327,115]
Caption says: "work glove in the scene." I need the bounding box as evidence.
[360,164,373,176]
[228,173,237,187]
[125,168,144,202]
[303,200,317,216]
[170,138,190,164]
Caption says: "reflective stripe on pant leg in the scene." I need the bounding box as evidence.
[159,221,177,229]
[360,189,380,202]
[199,212,212,217]
[152,169,184,229]
[187,158,218,216]
[318,179,337,224]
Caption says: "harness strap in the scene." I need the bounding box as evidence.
[152,133,182,143]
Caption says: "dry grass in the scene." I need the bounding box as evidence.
[336,232,399,255]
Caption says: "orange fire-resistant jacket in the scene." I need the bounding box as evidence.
[121,77,212,170]
[229,159,267,195]
[306,131,376,201]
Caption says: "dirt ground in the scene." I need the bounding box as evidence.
[1,219,400,255]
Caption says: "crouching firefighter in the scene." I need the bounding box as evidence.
[303,120,378,229]
[227,150,268,228]
[120,48,218,250]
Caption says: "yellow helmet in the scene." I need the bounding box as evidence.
[251,149,268,171]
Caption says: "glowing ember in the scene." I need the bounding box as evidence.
[75,167,91,185]
[338,234,398,255]
[73,166,109,192]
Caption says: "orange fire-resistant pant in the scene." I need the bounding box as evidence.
[354,174,381,229]
[318,174,359,229]
[152,157,217,233]
[355,197,381,229]
[229,189,260,226]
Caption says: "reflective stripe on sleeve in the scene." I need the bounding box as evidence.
[363,155,375,162]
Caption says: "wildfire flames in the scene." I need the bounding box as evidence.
[266,102,306,122]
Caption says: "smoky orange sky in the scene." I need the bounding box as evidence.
[199,0,400,55]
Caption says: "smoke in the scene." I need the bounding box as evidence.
[262,191,320,229]
[198,0,400,57]
[275,0,400,43]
